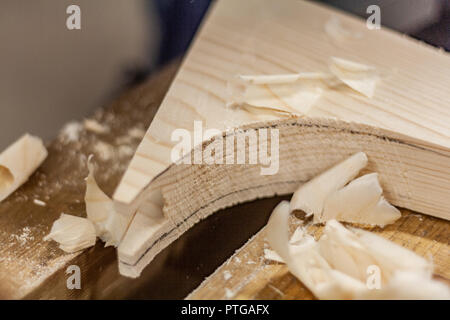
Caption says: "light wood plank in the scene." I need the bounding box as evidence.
[113,0,450,278]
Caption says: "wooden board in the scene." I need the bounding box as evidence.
[113,0,450,278]
[1,61,280,300]
[187,208,450,300]
[1,0,449,300]
[115,0,450,204]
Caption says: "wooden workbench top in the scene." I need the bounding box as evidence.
[0,62,180,299]
[0,61,289,300]
[1,0,449,300]
[187,208,450,299]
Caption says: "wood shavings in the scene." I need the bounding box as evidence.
[225,288,235,299]
[266,204,449,299]
[268,284,285,297]
[291,152,400,227]
[265,226,313,263]
[85,155,122,247]
[238,72,333,85]
[263,152,445,299]
[118,145,135,158]
[349,227,433,277]
[267,202,366,299]
[44,213,96,253]
[329,57,378,98]
[10,227,34,246]
[127,127,146,140]
[290,152,368,216]
[236,103,295,121]
[228,74,324,116]
[60,121,83,142]
[46,155,124,253]
[264,248,285,263]
[83,119,109,134]
[33,199,46,207]
[228,55,380,117]
[85,155,115,244]
[316,173,401,227]
[0,134,48,202]
[223,270,232,281]
[289,226,305,245]
[115,127,146,146]
[356,271,450,300]
[92,141,114,161]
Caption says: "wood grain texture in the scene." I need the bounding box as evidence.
[114,0,450,205]
[114,0,450,278]
[2,0,449,299]
[187,209,450,300]
[118,117,450,277]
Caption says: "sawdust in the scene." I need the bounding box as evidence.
[223,270,232,281]
[225,288,235,299]
[33,199,46,207]
[92,141,115,162]
[9,227,34,246]
[127,127,145,139]
[118,145,134,158]
[60,122,83,143]
[0,58,169,298]
[185,229,270,300]
[84,119,109,134]
[1,225,78,298]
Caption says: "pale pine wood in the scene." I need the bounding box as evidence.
[0,61,180,299]
[187,209,450,300]
[114,0,450,203]
[119,117,450,277]
[113,0,450,278]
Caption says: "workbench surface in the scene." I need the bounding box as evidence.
[1,0,449,300]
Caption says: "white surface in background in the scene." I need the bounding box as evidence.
[0,0,160,149]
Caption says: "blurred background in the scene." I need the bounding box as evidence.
[0,0,449,149]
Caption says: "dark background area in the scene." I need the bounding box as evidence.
[151,0,449,74]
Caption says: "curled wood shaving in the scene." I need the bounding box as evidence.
[85,155,123,247]
[266,153,447,299]
[264,248,285,263]
[228,74,325,116]
[317,173,401,226]
[46,155,123,252]
[266,205,449,299]
[0,134,48,202]
[329,57,378,98]
[291,153,400,227]
[290,152,368,216]
[83,119,109,134]
[267,202,367,299]
[85,155,115,245]
[44,213,96,253]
